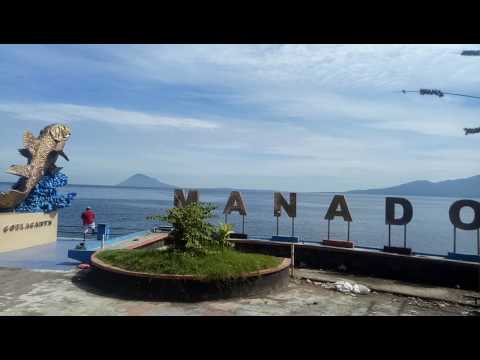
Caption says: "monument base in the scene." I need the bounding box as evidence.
[230,233,248,239]
[271,235,299,243]
[447,252,480,263]
[322,239,354,248]
[0,211,58,253]
[383,246,412,255]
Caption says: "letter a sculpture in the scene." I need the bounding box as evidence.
[0,124,71,210]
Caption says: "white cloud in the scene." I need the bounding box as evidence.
[97,44,480,137]
[0,102,219,130]
[2,45,480,190]
[279,92,478,137]
[105,44,480,91]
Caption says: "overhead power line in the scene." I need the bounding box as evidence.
[401,89,480,100]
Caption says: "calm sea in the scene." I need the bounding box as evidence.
[1,183,479,256]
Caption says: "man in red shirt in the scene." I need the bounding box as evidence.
[81,206,96,236]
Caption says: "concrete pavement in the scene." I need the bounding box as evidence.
[0,267,477,316]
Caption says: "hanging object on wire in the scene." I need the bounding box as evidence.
[401,89,480,99]
[461,50,480,56]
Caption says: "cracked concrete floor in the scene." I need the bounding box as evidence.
[0,267,476,316]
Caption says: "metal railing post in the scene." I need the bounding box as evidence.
[453,226,457,254]
[388,224,391,247]
[290,243,295,277]
[291,217,295,237]
[477,229,479,257]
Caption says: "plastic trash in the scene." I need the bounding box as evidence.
[335,280,354,293]
[334,280,370,295]
[353,284,371,295]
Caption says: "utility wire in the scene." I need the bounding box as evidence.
[399,89,480,135]
[401,89,480,99]
[443,91,480,99]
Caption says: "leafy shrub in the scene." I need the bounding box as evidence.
[213,223,234,249]
[148,203,237,254]
[148,202,218,253]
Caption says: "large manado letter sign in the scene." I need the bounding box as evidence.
[172,189,480,257]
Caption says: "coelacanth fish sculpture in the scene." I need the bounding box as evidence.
[0,124,71,210]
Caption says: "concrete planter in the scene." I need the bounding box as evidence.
[90,251,291,302]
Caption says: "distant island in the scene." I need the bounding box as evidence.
[116,174,175,188]
[348,174,480,197]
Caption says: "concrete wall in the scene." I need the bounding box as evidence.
[232,239,480,291]
[0,211,58,252]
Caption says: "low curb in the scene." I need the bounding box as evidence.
[88,250,291,302]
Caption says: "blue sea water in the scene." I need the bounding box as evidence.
[1,182,479,256]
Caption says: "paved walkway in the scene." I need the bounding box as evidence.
[0,240,82,270]
[0,267,478,316]
[295,268,480,306]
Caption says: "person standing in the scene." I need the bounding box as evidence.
[81,206,96,237]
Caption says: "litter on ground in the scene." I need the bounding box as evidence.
[334,280,371,295]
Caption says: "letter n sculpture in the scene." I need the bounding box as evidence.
[272,192,298,242]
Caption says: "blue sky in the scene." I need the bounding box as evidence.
[0,44,480,192]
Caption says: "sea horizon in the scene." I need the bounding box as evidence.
[0,181,347,195]
[2,182,478,256]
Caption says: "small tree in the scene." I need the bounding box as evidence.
[148,202,233,254]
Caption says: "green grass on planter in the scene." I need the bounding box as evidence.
[96,248,283,280]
